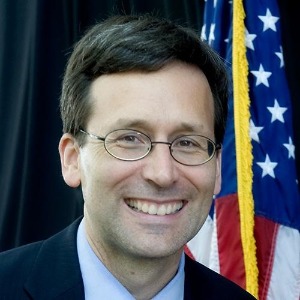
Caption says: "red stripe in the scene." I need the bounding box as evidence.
[184,244,195,260]
[216,193,246,289]
[254,216,278,300]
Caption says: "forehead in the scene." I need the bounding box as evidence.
[88,62,215,137]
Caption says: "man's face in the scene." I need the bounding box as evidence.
[60,61,221,261]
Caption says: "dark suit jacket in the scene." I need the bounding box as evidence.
[0,218,256,299]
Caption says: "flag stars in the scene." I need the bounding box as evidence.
[258,8,279,32]
[201,24,207,41]
[208,23,216,45]
[275,46,284,68]
[257,154,278,178]
[283,137,295,159]
[250,119,263,143]
[251,64,272,87]
[267,99,287,123]
[245,28,257,50]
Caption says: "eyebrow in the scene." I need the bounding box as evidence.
[112,118,205,133]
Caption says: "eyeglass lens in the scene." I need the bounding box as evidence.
[103,129,217,165]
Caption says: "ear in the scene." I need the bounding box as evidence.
[213,149,222,195]
[58,133,81,188]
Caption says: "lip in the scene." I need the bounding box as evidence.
[124,198,186,216]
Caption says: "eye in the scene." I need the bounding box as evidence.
[172,136,213,155]
[117,132,144,144]
[178,139,197,147]
[174,137,199,148]
[120,135,139,143]
[108,130,149,149]
[173,137,201,151]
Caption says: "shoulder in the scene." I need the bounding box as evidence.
[0,218,83,298]
[0,240,43,295]
[184,255,256,299]
[0,240,43,272]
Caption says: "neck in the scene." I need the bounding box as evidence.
[112,254,181,300]
[84,221,182,300]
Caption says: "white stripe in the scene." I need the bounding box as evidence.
[187,213,220,273]
[209,212,220,273]
[267,225,300,300]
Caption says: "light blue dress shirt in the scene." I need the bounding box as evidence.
[77,219,184,300]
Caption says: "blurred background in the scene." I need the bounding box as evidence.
[0,0,298,252]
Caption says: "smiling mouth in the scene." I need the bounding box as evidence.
[125,199,184,216]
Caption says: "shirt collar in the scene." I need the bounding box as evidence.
[77,218,184,300]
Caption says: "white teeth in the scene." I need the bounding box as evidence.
[126,200,183,215]
[148,204,157,215]
[157,205,166,216]
[142,203,149,213]
[167,204,172,214]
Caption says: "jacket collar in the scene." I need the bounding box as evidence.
[24,218,84,299]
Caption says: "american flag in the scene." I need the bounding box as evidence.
[185,0,300,299]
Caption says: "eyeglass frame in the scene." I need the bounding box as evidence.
[79,128,221,166]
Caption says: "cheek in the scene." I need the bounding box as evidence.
[190,167,216,217]
[97,159,140,187]
[188,164,218,194]
[80,148,139,197]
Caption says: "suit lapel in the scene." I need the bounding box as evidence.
[184,254,207,300]
[24,218,85,299]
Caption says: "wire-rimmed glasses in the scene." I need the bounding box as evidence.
[79,129,221,166]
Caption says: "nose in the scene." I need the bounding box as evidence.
[141,142,179,188]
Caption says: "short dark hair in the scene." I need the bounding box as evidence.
[60,14,229,145]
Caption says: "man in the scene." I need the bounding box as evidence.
[0,14,256,299]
